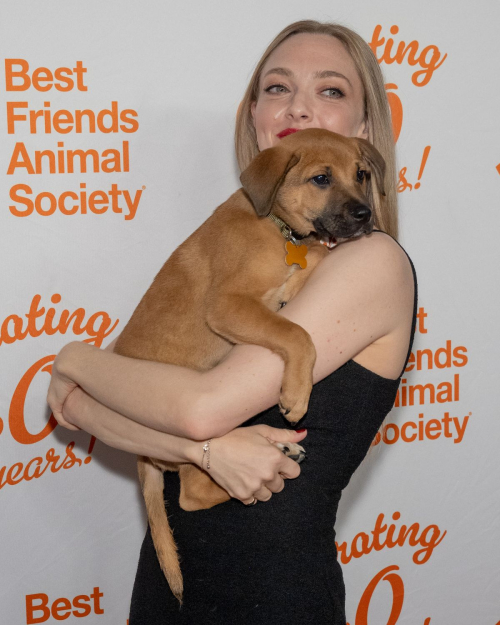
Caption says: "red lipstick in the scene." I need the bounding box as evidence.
[277,128,300,139]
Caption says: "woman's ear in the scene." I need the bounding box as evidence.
[356,117,369,140]
[250,101,256,127]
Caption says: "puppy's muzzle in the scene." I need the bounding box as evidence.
[313,201,373,239]
[346,202,371,224]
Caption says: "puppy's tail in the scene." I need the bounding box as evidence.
[138,456,183,604]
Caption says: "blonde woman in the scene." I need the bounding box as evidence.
[48,20,416,624]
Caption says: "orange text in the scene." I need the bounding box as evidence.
[372,411,470,446]
[7,141,130,174]
[347,565,433,625]
[404,341,468,372]
[6,101,138,134]
[395,373,460,407]
[369,25,447,86]
[0,294,118,348]
[0,442,86,490]
[5,59,88,92]
[336,511,446,566]
[26,587,103,623]
[9,183,142,219]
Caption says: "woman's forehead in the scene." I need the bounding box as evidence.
[262,33,360,81]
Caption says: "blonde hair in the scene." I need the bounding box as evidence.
[235,20,398,239]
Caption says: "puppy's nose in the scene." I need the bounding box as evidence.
[347,203,371,222]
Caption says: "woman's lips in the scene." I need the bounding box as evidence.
[277,128,300,139]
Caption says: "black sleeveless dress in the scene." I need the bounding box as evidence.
[129,235,417,625]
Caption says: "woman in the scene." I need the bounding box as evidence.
[48,20,416,624]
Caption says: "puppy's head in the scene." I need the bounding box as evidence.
[240,128,386,240]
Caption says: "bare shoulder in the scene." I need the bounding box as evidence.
[281,231,415,380]
[317,231,413,289]
[303,230,415,319]
[331,232,414,378]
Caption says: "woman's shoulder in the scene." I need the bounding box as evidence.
[315,230,414,295]
[311,230,415,379]
[280,228,414,356]
[336,228,409,259]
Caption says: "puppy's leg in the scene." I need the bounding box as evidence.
[179,464,230,511]
[207,295,316,424]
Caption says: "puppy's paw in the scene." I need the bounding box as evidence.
[278,392,310,425]
[275,442,306,464]
[278,343,315,424]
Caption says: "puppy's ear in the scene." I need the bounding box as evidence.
[240,147,300,216]
[356,138,386,197]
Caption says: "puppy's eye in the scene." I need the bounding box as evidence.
[357,169,366,183]
[311,175,330,187]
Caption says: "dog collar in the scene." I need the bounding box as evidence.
[267,212,308,269]
[267,212,304,245]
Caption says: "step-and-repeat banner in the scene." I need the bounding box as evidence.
[1,1,499,623]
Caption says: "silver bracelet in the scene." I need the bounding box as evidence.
[202,439,212,470]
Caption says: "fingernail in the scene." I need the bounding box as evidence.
[295,428,307,433]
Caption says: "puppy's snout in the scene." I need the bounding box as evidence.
[347,203,372,223]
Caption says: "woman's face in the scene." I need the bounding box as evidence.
[251,33,368,151]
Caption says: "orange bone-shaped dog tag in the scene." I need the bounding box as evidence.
[285,241,308,269]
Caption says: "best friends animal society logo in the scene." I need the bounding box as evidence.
[3,59,144,220]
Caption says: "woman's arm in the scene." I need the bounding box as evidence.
[63,386,200,463]
[52,233,413,440]
[61,386,306,503]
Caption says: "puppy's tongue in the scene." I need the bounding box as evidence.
[320,236,337,249]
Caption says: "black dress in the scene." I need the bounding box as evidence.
[129,235,417,625]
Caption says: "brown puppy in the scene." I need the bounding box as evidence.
[114,128,385,603]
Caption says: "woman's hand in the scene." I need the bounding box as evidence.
[199,425,307,505]
[47,342,81,431]
[48,338,119,432]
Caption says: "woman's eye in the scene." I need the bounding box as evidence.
[321,87,345,98]
[264,84,289,94]
[312,175,330,187]
[357,170,366,183]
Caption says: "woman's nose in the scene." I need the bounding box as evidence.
[285,92,313,120]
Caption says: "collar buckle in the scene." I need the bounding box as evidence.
[269,213,300,246]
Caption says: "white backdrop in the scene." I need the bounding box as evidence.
[1,1,499,623]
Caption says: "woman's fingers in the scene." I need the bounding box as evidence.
[275,451,302,480]
[253,485,273,502]
[207,426,306,506]
[248,474,285,504]
[46,344,82,431]
[265,473,285,493]
[255,424,307,445]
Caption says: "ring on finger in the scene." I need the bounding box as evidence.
[245,497,258,506]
